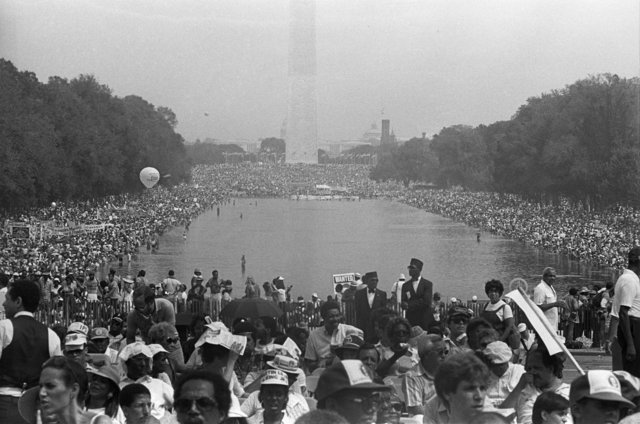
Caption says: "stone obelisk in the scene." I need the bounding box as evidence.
[285,0,318,164]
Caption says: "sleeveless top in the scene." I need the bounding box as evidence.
[480,301,507,333]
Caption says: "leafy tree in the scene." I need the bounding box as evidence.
[260,137,286,154]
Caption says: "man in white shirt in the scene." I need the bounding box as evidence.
[119,342,174,421]
[390,273,406,308]
[533,267,566,332]
[305,300,364,372]
[615,247,640,377]
[0,274,7,318]
[161,269,181,302]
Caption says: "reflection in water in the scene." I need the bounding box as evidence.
[121,198,615,300]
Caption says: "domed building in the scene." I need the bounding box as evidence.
[361,122,382,145]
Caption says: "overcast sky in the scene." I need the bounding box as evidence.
[1,0,638,143]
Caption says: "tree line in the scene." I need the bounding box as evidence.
[371,74,640,208]
[0,59,191,210]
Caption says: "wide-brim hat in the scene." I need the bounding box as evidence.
[483,341,513,364]
[267,354,303,375]
[88,365,120,386]
[148,344,169,357]
[18,386,39,424]
[119,342,152,361]
[315,360,389,401]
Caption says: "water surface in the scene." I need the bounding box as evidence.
[128,198,614,300]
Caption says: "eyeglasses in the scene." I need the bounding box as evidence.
[166,337,180,344]
[174,397,218,413]
[344,393,383,413]
[451,317,468,324]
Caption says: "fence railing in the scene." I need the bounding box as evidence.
[2,296,604,347]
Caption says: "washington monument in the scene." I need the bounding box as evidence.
[286,0,318,164]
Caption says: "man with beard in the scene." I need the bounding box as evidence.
[401,258,434,330]
[0,280,62,424]
[126,285,175,344]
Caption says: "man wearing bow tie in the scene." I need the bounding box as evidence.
[401,258,434,330]
[355,271,387,342]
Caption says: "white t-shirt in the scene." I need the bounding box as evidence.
[612,269,640,318]
[484,300,513,322]
[485,363,525,407]
[517,383,571,424]
[533,281,559,330]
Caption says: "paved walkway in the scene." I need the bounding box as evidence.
[564,348,612,383]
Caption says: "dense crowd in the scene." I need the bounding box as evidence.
[5,163,640,423]
[2,257,640,424]
[401,190,640,269]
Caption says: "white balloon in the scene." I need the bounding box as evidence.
[139,167,160,189]
[51,202,56,208]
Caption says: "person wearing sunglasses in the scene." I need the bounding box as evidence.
[315,359,390,424]
[444,306,472,354]
[149,321,187,378]
[376,316,419,378]
[402,334,448,418]
[174,370,232,424]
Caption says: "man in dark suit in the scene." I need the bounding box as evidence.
[355,271,387,342]
[401,258,434,330]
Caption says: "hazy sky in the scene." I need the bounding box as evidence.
[1,0,638,143]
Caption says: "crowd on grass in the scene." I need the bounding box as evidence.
[2,164,639,282]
